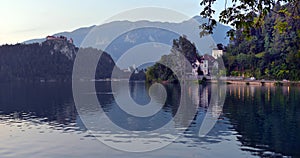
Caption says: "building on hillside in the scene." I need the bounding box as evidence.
[46,36,57,40]
[200,59,209,76]
[212,48,223,59]
[201,54,216,76]
[192,60,201,76]
[190,53,218,77]
[68,38,73,44]
[191,57,209,76]
[122,64,139,74]
[46,35,73,44]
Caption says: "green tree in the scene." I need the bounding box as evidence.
[146,36,200,82]
[199,0,300,37]
[220,1,300,80]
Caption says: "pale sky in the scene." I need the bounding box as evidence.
[0,0,228,45]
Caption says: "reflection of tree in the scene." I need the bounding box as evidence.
[0,82,76,125]
[224,85,300,157]
[172,81,199,128]
[129,82,151,105]
[158,83,181,115]
[96,81,115,110]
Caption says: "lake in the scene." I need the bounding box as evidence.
[0,81,299,158]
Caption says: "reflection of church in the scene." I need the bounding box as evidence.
[172,83,226,140]
[199,85,209,108]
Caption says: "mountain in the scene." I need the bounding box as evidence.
[24,16,231,68]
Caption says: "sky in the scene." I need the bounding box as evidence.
[0,0,227,45]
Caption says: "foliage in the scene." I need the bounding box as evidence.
[146,36,200,82]
[222,2,300,80]
[0,40,118,82]
[129,70,146,81]
[199,0,300,38]
[198,76,207,84]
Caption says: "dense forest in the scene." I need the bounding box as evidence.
[0,40,118,82]
[222,2,300,80]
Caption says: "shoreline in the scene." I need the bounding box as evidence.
[209,80,300,86]
[2,78,300,87]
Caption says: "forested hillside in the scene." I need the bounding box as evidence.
[223,2,300,80]
[0,40,117,82]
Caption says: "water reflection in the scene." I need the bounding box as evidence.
[0,82,76,126]
[93,81,224,152]
[96,81,182,131]
[0,82,299,157]
[224,85,300,157]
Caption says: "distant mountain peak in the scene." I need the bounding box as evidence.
[24,16,232,66]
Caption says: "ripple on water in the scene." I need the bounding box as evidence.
[0,111,85,135]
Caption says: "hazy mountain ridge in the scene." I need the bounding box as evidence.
[24,16,231,62]
[24,25,96,46]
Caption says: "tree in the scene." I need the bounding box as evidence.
[146,36,199,82]
[0,41,120,81]
[217,1,300,80]
[199,0,300,37]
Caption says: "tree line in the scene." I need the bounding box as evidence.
[0,40,118,82]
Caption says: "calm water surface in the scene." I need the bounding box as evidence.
[0,82,299,158]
